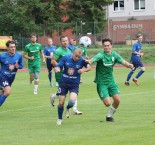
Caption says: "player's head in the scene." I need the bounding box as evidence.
[69,38,74,45]
[30,33,37,44]
[47,37,53,46]
[102,38,113,54]
[73,39,76,46]
[60,35,69,48]
[137,34,143,42]
[6,40,16,55]
[72,48,82,61]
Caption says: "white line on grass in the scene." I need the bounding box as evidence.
[0,90,155,114]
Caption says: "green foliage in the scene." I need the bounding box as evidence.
[0,0,113,36]
[65,0,113,35]
[0,0,67,36]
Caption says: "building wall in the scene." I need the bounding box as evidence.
[108,0,155,21]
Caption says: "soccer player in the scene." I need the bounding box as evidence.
[68,38,75,52]
[0,40,23,107]
[54,48,91,125]
[86,38,133,122]
[50,35,82,115]
[43,37,57,87]
[23,33,45,94]
[125,34,145,86]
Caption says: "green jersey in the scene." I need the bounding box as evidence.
[24,43,42,65]
[74,45,87,57]
[53,46,71,62]
[91,50,124,85]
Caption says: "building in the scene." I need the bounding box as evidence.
[106,0,155,44]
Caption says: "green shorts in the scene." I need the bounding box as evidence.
[28,65,41,74]
[96,82,120,100]
[55,70,63,84]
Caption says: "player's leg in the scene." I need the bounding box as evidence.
[33,72,40,94]
[72,99,82,115]
[47,63,53,87]
[125,66,135,86]
[50,71,62,106]
[106,83,120,122]
[133,62,145,85]
[56,84,67,125]
[0,76,11,106]
[66,92,77,118]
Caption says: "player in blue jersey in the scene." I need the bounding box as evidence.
[0,40,23,107]
[67,38,75,52]
[44,37,57,87]
[54,48,91,125]
[125,34,145,86]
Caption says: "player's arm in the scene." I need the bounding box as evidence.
[14,55,23,69]
[54,56,66,72]
[22,52,34,60]
[40,50,46,63]
[122,60,133,68]
[132,44,144,56]
[78,64,91,74]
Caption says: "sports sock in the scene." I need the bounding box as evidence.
[73,99,78,112]
[52,93,58,99]
[107,105,116,118]
[126,71,134,81]
[48,72,52,83]
[0,94,7,106]
[66,99,75,109]
[34,85,38,92]
[135,70,145,79]
[58,105,64,119]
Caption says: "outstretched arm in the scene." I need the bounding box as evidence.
[122,60,133,68]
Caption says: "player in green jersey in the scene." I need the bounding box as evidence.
[86,38,133,122]
[23,33,45,95]
[50,35,83,115]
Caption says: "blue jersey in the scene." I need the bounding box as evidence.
[44,45,57,64]
[130,41,142,62]
[0,52,23,84]
[68,44,75,52]
[57,54,87,84]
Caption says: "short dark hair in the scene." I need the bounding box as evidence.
[137,34,143,38]
[6,40,16,47]
[102,38,113,45]
[60,35,67,41]
[30,33,37,38]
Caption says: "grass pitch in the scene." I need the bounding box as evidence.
[0,67,155,145]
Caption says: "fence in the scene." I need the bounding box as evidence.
[1,19,155,50]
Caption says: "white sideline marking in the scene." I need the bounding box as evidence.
[0,90,155,114]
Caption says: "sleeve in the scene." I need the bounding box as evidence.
[115,53,124,64]
[18,54,24,69]
[91,52,103,62]
[57,55,66,68]
[43,47,46,55]
[24,45,28,53]
[0,54,1,63]
[132,43,137,52]
[39,44,43,51]
[53,49,61,59]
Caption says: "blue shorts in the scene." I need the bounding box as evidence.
[130,59,144,71]
[46,61,54,72]
[56,83,79,96]
[0,74,12,89]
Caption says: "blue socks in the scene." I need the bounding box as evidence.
[126,71,134,81]
[48,72,52,83]
[135,70,145,79]
[0,94,7,106]
[58,105,64,119]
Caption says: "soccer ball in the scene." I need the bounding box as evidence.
[79,36,91,47]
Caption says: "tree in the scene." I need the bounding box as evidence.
[65,0,113,35]
[0,0,67,36]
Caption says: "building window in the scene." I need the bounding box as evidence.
[114,0,124,11]
[134,0,145,10]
